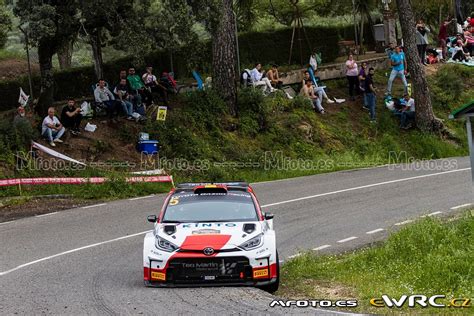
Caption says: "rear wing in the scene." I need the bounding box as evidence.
[175,182,251,192]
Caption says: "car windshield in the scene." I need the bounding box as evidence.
[162,192,258,222]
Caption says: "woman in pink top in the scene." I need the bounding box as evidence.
[345,54,359,101]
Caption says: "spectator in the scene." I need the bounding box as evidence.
[114,78,134,120]
[42,107,65,147]
[142,66,169,106]
[386,45,408,96]
[415,19,430,65]
[13,106,27,126]
[119,69,128,80]
[61,98,83,135]
[160,72,178,94]
[267,64,283,89]
[358,62,368,108]
[399,93,415,129]
[463,30,474,56]
[302,71,334,104]
[345,54,359,101]
[452,40,468,61]
[94,79,119,119]
[438,17,455,60]
[365,67,377,123]
[127,67,152,109]
[250,63,275,93]
[301,80,325,114]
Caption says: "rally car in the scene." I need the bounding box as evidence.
[143,182,279,292]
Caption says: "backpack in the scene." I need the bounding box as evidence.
[240,69,252,86]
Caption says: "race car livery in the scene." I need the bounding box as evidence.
[143,182,279,292]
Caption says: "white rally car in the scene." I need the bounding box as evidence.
[143,182,279,292]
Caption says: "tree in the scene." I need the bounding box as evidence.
[0,0,12,49]
[395,0,444,133]
[14,1,79,116]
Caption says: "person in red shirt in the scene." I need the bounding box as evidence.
[438,17,455,60]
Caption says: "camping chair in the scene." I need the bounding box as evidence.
[192,70,204,91]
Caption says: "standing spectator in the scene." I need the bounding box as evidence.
[142,66,169,106]
[345,54,359,101]
[13,106,27,126]
[358,62,368,108]
[301,80,325,114]
[42,107,65,147]
[119,69,128,80]
[386,46,408,96]
[415,19,430,65]
[114,78,134,120]
[61,98,83,135]
[250,63,275,93]
[302,71,334,104]
[94,79,119,119]
[127,67,152,109]
[365,68,377,123]
[400,93,415,129]
[438,17,455,60]
[267,64,283,89]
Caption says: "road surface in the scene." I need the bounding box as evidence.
[0,157,472,315]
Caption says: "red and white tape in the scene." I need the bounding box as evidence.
[0,176,173,187]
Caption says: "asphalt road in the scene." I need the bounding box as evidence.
[0,157,472,315]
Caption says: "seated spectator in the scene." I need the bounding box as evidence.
[94,79,119,119]
[42,107,65,147]
[300,80,325,114]
[266,64,283,89]
[142,66,169,106]
[61,98,83,135]
[160,72,178,94]
[463,30,474,56]
[13,106,27,126]
[127,67,152,109]
[400,94,415,129]
[250,63,275,93]
[114,78,134,120]
[119,69,128,80]
[452,40,468,61]
[302,71,334,104]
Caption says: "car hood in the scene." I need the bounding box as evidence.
[155,221,265,250]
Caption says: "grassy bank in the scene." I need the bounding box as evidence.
[278,211,474,314]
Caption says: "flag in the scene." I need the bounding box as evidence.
[18,88,29,107]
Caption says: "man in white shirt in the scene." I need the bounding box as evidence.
[250,63,275,93]
[42,107,65,147]
[94,79,119,118]
[400,94,415,129]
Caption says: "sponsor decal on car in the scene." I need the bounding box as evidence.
[253,268,269,278]
[151,271,166,281]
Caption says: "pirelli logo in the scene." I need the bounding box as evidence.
[253,268,269,278]
[151,271,166,281]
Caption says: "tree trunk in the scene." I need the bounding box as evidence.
[37,41,55,117]
[395,0,444,133]
[57,38,74,70]
[90,28,104,80]
[359,15,365,54]
[212,0,237,116]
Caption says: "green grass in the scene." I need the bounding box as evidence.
[278,211,474,314]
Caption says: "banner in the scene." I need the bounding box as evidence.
[0,175,173,187]
[32,141,86,166]
[18,88,29,107]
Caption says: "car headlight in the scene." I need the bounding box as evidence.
[155,235,179,252]
[239,234,263,250]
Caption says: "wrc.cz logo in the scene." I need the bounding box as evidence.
[370,295,471,308]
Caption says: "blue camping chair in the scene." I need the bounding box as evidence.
[192,70,204,91]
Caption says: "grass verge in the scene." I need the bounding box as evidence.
[278,211,474,314]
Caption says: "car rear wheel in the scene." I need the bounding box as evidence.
[259,251,279,293]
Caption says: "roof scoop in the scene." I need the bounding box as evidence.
[243,223,256,234]
[164,225,177,235]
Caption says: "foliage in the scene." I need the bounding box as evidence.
[279,212,474,313]
[0,0,12,49]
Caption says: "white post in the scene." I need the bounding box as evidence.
[466,116,474,187]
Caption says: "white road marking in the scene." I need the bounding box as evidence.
[366,228,384,234]
[450,203,472,210]
[312,245,331,251]
[129,195,155,201]
[0,230,151,277]
[261,168,470,208]
[337,236,358,243]
[288,253,302,259]
[427,211,443,217]
[0,220,15,226]
[394,220,413,226]
[35,212,58,218]
[81,203,107,209]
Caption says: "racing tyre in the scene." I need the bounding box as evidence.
[260,251,279,293]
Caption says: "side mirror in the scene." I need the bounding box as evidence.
[147,215,157,223]
[264,213,274,220]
